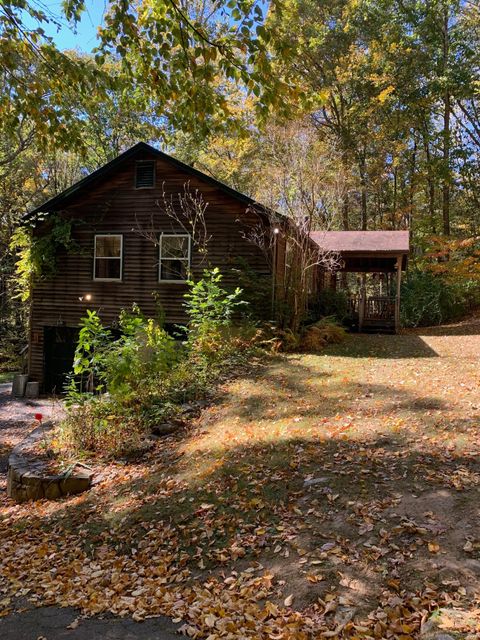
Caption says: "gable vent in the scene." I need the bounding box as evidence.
[135,161,155,188]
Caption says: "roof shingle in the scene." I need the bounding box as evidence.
[310,230,409,253]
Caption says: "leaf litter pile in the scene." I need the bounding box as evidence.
[1,320,480,638]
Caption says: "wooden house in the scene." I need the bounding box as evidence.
[25,142,409,392]
[25,142,279,392]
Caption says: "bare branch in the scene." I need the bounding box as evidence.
[132,181,212,265]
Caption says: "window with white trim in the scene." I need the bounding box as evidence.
[94,234,123,281]
[159,234,191,282]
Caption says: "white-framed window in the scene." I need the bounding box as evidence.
[158,233,191,282]
[93,234,123,281]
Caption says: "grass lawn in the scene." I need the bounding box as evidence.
[1,319,480,638]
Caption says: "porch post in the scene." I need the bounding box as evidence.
[395,256,402,333]
[358,273,366,332]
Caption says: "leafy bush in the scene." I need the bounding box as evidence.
[184,267,248,368]
[308,289,350,324]
[229,259,272,320]
[300,317,347,351]
[184,267,247,330]
[270,317,347,352]
[104,307,178,396]
[67,309,113,398]
[59,396,147,458]
[66,305,179,401]
[61,269,257,458]
[400,271,480,327]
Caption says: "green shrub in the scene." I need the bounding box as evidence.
[308,289,350,324]
[184,267,248,367]
[184,267,247,330]
[59,396,147,458]
[61,269,259,458]
[400,271,480,327]
[68,309,113,398]
[103,307,178,397]
[229,259,272,320]
[66,305,179,402]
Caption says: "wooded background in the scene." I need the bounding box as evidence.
[1,0,480,365]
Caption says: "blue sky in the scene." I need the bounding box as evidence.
[27,1,268,51]
[27,0,105,51]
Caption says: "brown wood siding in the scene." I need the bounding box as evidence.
[29,152,277,386]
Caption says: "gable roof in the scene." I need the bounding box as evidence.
[25,142,255,221]
[310,230,410,254]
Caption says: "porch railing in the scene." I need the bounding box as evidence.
[364,296,396,321]
[348,295,397,330]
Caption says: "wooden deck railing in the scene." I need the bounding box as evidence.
[364,296,396,320]
[348,295,397,331]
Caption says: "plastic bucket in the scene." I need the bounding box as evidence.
[11,374,29,398]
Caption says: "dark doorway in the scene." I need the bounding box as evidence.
[43,326,79,394]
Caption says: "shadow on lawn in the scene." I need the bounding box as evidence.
[325,334,439,359]
[4,343,479,622]
[216,355,446,424]
[14,424,480,614]
[413,317,480,337]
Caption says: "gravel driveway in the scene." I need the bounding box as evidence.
[0,382,61,489]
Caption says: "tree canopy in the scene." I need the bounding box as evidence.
[1,0,480,341]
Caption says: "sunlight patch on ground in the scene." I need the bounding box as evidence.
[1,323,480,638]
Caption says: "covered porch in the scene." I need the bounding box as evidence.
[310,231,410,333]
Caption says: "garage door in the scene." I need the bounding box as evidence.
[43,326,79,394]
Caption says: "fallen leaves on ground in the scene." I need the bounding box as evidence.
[1,319,480,638]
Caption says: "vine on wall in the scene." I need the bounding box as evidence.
[10,214,79,301]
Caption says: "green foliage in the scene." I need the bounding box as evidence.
[62,272,258,457]
[104,309,178,397]
[69,310,113,398]
[308,289,350,324]
[184,268,249,371]
[0,3,110,149]
[1,1,290,145]
[400,271,479,327]
[184,267,247,331]
[10,216,78,301]
[96,0,292,136]
[67,305,179,401]
[230,259,272,320]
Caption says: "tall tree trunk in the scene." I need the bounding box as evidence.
[358,150,367,230]
[342,195,349,230]
[392,167,398,229]
[341,154,350,230]
[442,92,451,235]
[409,137,417,231]
[422,127,436,233]
[442,4,451,236]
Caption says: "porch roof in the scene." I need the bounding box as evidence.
[310,230,409,254]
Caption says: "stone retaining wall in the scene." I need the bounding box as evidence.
[7,425,94,502]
